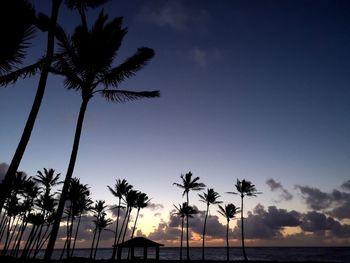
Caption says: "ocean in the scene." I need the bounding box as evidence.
[41,247,350,262]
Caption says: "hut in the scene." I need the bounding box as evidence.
[117,237,164,260]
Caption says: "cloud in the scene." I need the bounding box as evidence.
[296,184,350,220]
[0,162,9,182]
[147,203,164,211]
[266,178,293,202]
[232,204,301,240]
[136,0,210,32]
[188,47,224,68]
[341,180,350,191]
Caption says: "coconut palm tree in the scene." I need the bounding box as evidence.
[228,179,260,261]
[93,213,112,260]
[173,172,205,260]
[107,179,132,260]
[173,202,196,260]
[218,203,239,261]
[0,0,63,215]
[89,200,109,259]
[120,190,139,244]
[46,10,159,258]
[198,188,222,260]
[131,192,150,239]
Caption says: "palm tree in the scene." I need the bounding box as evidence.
[0,0,63,215]
[46,10,159,258]
[173,202,196,260]
[89,200,109,259]
[120,190,139,244]
[0,0,35,73]
[107,179,132,260]
[198,188,222,260]
[131,192,150,239]
[218,204,239,261]
[173,172,205,260]
[93,213,112,260]
[228,179,260,261]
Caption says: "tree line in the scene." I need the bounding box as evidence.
[173,172,260,261]
[0,172,151,260]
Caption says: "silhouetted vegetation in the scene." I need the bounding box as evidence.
[229,179,261,261]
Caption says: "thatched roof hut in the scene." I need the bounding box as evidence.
[117,237,164,260]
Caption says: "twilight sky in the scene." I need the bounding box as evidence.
[1,0,350,247]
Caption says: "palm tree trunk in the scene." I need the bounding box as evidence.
[117,206,128,245]
[45,98,89,260]
[186,192,190,261]
[131,208,140,239]
[89,227,97,259]
[71,213,82,257]
[93,229,102,260]
[241,195,247,261]
[202,204,209,260]
[0,0,62,213]
[122,208,132,243]
[111,198,121,260]
[226,220,229,261]
[180,217,184,260]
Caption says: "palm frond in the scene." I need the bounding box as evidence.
[0,0,36,73]
[101,89,159,103]
[0,58,45,86]
[101,47,155,87]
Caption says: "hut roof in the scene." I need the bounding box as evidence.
[118,237,164,248]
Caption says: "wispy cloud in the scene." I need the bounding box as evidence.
[266,178,293,202]
[188,47,224,68]
[135,0,210,32]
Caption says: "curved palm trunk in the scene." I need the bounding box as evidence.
[111,198,121,260]
[122,207,132,243]
[131,208,140,239]
[45,98,89,260]
[241,195,248,261]
[71,213,82,257]
[89,227,97,259]
[226,219,229,261]
[93,229,102,260]
[117,206,128,245]
[202,204,209,260]
[0,0,62,213]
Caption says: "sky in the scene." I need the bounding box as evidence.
[1,0,350,247]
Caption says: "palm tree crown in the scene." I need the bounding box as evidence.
[173,172,206,201]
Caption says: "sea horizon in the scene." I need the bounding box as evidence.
[36,247,349,262]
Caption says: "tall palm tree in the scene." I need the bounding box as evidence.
[46,10,159,258]
[107,179,132,260]
[131,192,150,239]
[173,202,197,260]
[173,172,205,260]
[228,179,260,261]
[198,188,222,260]
[89,200,108,259]
[218,204,239,261]
[0,0,63,215]
[93,213,112,260]
[120,190,139,243]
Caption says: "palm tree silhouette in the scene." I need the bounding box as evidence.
[198,188,222,260]
[0,0,63,215]
[131,192,150,239]
[218,203,239,261]
[228,179,260,261]
[173,172,205,260]
[173,202,197,261]
[107,179,132,260]
[46,10,159,257]
[120,189,139,244]
[89,200,109,259]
